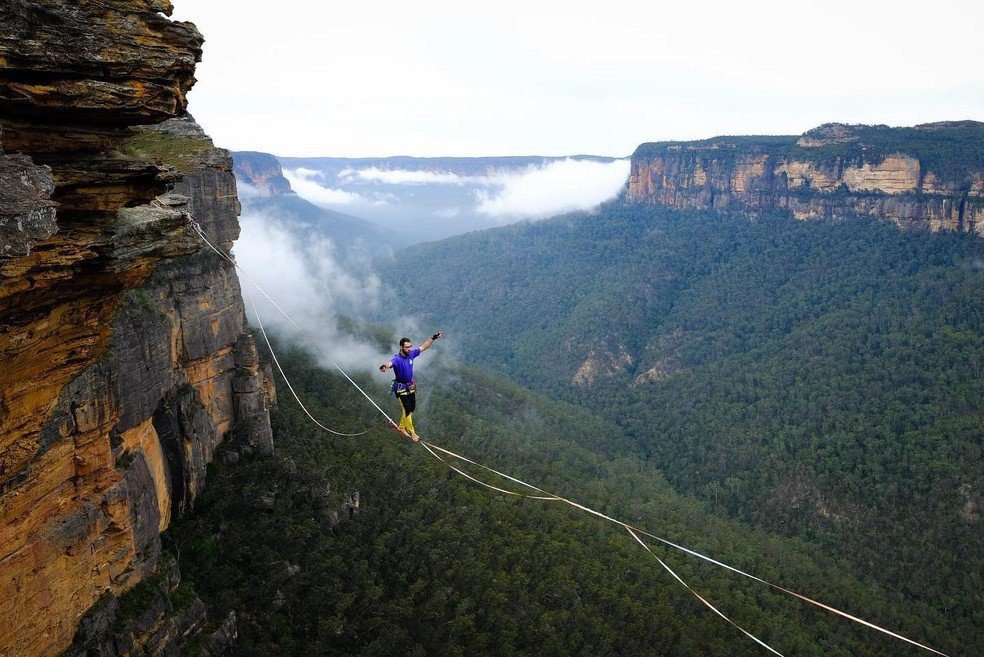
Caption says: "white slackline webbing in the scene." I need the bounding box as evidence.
[192,221,392,423]
[245,284,368,436]
[425,442,951,657]
[420,442,561,501]
[426,442,785,655]
[190,219,951,657]
[626,526,784,657]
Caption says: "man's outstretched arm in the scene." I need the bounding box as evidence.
[419,331,442,352]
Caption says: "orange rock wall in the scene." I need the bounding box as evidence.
[0,142,273,657]
[627,127,984,235]
[0,3,273,656]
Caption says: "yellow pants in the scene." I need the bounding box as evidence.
[396,387,416,435]
[398,409,415,435]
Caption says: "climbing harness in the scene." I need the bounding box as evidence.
[189,217,951,657]
[392,379,416,396]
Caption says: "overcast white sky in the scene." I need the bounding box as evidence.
[171,0,983,158]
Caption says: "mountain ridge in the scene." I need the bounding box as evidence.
[232,150,396,253]
[628,121,984,234]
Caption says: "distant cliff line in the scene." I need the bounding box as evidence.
[627,121,984,235]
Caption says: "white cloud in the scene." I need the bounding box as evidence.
[233,210,388,372]
[283,168,365,205]
[291,167,325,180]
[231,209,460,413]
[475,158,630,219]
[236,181,271,199]
[338,167,467,185]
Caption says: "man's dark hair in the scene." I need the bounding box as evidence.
[399,337,411,347]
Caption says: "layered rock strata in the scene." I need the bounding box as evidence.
[0,3,274,656]
[0,152,57,260]
[627,121,984,235]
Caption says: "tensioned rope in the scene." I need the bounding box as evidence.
[419,441,782,657]
[423,443,952,657]
[245,284,368,436]
[192,220,393,422]
[190,218,951,657]
[419,442,560,501]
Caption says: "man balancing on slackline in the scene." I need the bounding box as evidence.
[379,332,442,441]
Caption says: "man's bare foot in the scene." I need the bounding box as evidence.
[388,420,412,439]
[410,431,420,442]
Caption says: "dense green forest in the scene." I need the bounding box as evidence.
[167,335,967,656]
[380,204,983,646]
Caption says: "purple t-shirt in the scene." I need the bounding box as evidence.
[391,347,421,383]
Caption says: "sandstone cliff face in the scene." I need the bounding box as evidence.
[627,122,984,235]
[232,151,294,196]
[0,3,274,656]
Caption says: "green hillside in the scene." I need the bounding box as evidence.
[379,204,984,640]
[166,336,966,656]
[243,193,395,254]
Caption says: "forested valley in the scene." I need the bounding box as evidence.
[166,204,981,656]
[170,337,967,656]
[380,204,983,649]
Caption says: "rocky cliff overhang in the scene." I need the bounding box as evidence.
[627,121,984,235]
[0,0,203,266]
[0,3,273,656]
[0,0,202,125]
